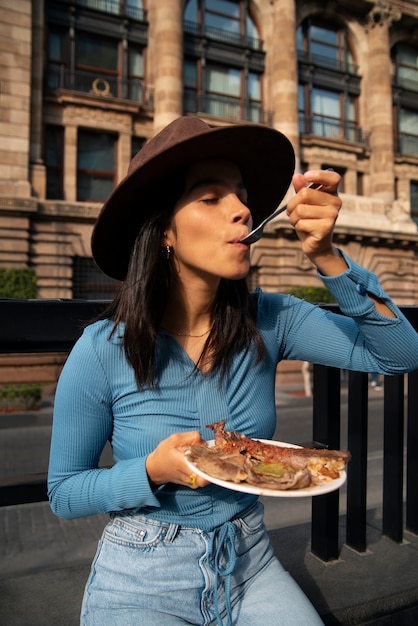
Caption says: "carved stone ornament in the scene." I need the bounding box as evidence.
[366,1,401,30]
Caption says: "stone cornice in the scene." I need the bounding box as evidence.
[37,201,101,221]
[263,223,418,248]
[0,197,102,221]
[45,90,142,115]
[0,197,38,214]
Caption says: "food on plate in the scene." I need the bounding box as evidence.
[185,420,351,491]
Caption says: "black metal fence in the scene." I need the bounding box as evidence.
[1,299,417,563]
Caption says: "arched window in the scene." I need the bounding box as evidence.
[297,19,361,142]
[183,0,268,123]
[393,44,418,156]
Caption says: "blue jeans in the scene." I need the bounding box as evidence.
[81,502,323,625]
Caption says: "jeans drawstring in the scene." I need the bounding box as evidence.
[208,521,237,626]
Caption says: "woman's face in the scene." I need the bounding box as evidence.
[164,159,253,286]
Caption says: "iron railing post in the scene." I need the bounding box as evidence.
[311,365,341,561]
[382,375,405,542]
[346,370,369,552]
[407,369,418,534]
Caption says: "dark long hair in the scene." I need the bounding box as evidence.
[100,209,266,389]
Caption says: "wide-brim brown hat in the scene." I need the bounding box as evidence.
[92,116,295,280]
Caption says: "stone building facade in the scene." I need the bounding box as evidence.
[1,0,418,307]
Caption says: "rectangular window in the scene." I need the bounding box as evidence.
[128,47,144,101]
[76,33,118,71]
[247,72,261,123]
[311,88,341,138]
[207,64,240,119]
[397,45,418,91]
[310,25,338,66]
[125,0,144,20]
[45,125,64,199]
[183,58,199,113]
[75,33,118,94]
[206,0,240,33]
[77,130,116,202]
[399,108,418,155]
[207,65,240,96]
[47,30,66,89]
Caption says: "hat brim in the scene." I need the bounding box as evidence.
[92,123,295,280]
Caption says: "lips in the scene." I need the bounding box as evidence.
[229,233,250,244]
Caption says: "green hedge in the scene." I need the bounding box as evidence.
[286,286,336,304]
[0,384,42,411]
[0,268,37,298]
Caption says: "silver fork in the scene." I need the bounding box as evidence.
[240,179,326,245]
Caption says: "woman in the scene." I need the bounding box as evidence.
[48,117,418,625]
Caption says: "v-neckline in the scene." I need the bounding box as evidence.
[160,330,210,373]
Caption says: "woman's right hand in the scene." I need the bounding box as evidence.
[145,431,210,489]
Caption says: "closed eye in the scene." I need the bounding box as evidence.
[201,196,219,204]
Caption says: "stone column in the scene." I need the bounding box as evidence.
[365,1,401,203]
[270,0,299,165]
[0,0,32,197]
[64,125,77,203]
[118,132,132,183]
[152,1,184,131]
[30,0,46,199]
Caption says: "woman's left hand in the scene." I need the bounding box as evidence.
[286,170,347,276]
[146,431,211,490]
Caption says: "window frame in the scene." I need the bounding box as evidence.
[183,0,266,123]
[297,17,362,143]
[76,129,117,203]
[392,44,418,156]
[45,2,148,103]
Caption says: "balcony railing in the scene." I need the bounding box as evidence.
[0,299,418,565]
[184,89,273,125]
[398,132,418,156]
[184,19,263,51]
[299,112,364,143]
[393,75,418,93]
[45,65,154,107]
[72,0,146,22]
[298,50,359,75]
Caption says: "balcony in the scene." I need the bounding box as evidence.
[70,0,146,22]
[45,65,154,108]
[184,19,263,51]
[398,132,418,157]
[1,300,418,624]
[184,89,273,125]
[298,50,359,76]
[299,113,364,144]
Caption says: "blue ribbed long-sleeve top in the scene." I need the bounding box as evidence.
[48,253,418,529]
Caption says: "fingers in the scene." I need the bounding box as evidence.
[288,169,341,224]
[292,169,340,196]
[146,431,210,490]
[285,171,342,261]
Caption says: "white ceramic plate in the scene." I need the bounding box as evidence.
[184,439,346,498]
